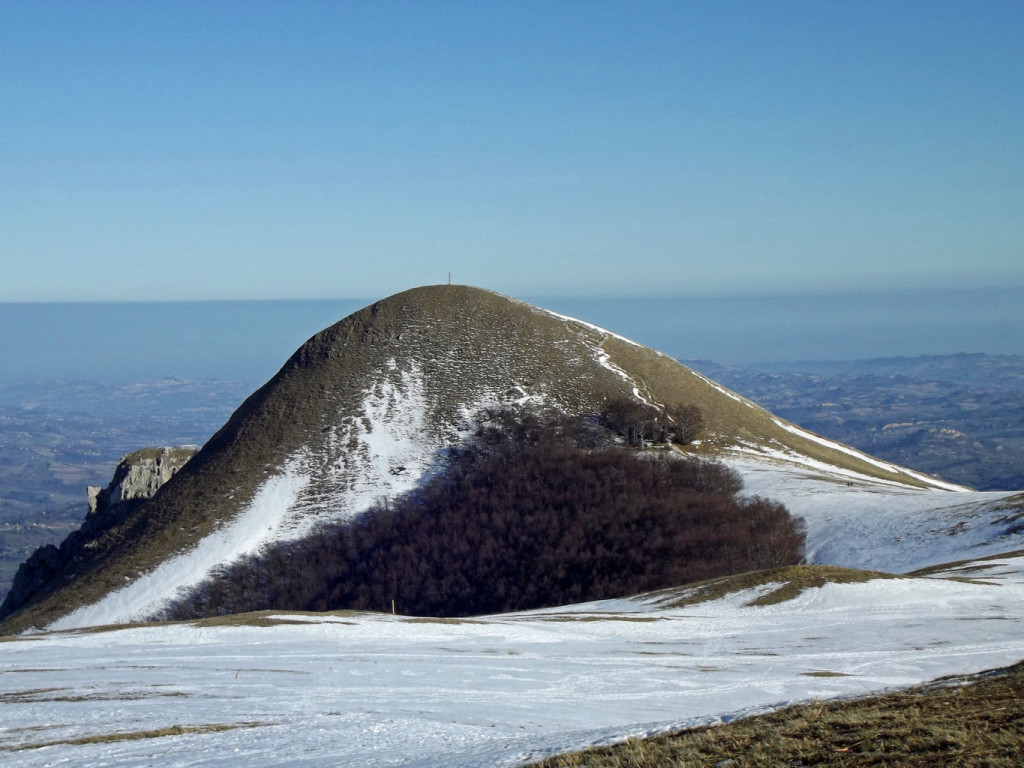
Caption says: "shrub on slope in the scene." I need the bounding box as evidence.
[164,410,804,619]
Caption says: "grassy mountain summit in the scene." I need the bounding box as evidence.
[0,285,958,634]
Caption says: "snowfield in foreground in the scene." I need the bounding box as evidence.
[5,447,1024,765]
[3,554,1024,768]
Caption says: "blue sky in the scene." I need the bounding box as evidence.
[2,1,1022,302]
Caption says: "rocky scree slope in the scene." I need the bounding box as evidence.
[0,285,954,633]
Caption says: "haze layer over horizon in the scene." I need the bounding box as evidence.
[1,286,1022,387]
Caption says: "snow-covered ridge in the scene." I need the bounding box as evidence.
[528,303,666,406]
[767,415,967,492]
[689,367,758,408]
[687,363,963,493]
[537,306,648,351]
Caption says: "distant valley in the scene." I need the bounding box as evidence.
[689,353,1024,492]
[0,378,255,598]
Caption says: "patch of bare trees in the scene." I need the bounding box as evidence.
[602,397,706,447]
[162,406,801,621]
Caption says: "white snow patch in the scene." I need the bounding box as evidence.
[314,361,436,525]
[50,461,311,630]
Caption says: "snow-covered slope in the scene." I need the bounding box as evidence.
[46,362,452,630]
[4,555,1024,767]
[725,446,1024,573]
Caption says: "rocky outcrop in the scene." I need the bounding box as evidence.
[0,446,195,621]
[87,446,196,519]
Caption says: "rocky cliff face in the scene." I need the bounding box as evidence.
[87,447,195,518]
[1,446,195,620]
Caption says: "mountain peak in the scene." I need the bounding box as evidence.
[1,286,959,633]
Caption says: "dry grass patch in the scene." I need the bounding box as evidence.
[527,662,1024,768]
[193,609,371,627]
[3,722,270,753]
[403,617,488,625]
[0,687,66,704]
[801,670,856,678]
[0,686,188,704]
[909,548,1024,578]
[0,633,46,644]
[651,565,899,609]
[530,614,661,623]
[196,614,315,628]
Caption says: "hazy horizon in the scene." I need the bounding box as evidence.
[2,285,1022,388]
